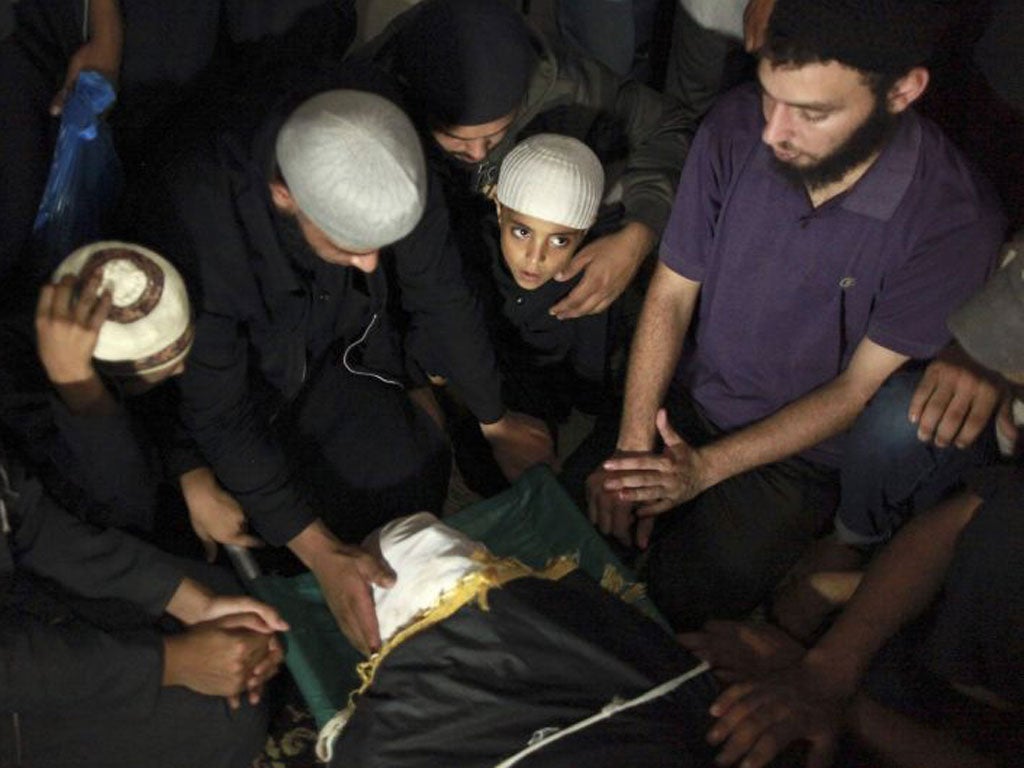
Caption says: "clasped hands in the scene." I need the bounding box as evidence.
[586,409,711,548]
[163,582,289,709]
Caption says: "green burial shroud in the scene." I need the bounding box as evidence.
[248,465,666,728]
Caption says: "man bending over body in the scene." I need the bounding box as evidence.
[145,80,509,656]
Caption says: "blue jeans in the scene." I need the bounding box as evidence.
[835,369,994,547]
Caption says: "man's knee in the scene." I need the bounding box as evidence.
[646,515,803,630]
[838,368,986,546]
[847,370,923,463]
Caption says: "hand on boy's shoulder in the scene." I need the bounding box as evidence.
[550,222,655,319]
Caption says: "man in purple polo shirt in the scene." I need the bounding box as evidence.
[586,0,1007,631]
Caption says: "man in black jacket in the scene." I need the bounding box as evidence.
[145,72,553,655]
[0,443,288,768]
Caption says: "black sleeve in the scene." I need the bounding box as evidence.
[176,311,316,546]
[145,154,318,547]
[559,51,693,235]
[12,469,183,613]
[0,318,157,532]
[393,170,505,423]
[51,396,159,532]
[0,609,164,717]
[154,412,206,485]
[129,384,206,485]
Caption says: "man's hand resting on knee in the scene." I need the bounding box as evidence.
[909,344,1006,449]
[289,520,396,656]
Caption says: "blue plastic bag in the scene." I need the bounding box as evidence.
[32,70,123,272]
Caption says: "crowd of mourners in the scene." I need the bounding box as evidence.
[0,0,1022,766]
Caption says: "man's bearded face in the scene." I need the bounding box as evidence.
[758,58,899,190]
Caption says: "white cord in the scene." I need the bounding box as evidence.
[493,661,712,768]
[341,313,402,387]
[315,707,353,763]
[314,659,711,764]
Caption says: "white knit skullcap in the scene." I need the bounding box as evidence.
[496,134,604,230]
[276,90,428,251]
[53,241,193,377]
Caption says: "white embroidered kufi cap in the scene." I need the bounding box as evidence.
[52,241,193,377]
[496,133,604,230]
[275,90,428,251]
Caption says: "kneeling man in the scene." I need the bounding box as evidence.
[588,0,1006,629]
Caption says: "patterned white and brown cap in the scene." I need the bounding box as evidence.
[53,241,194,377]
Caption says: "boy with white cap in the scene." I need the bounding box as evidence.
[494,134,605,296]
[490,133,609,410]
[495,136,616,410]
[446,134,612,492]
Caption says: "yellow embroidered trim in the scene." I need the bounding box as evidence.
[599,563,648,605]
[346,554,578,715]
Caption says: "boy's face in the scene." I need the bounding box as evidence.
[497,205,585,290]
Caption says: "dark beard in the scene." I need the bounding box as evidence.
[772,99,902,191]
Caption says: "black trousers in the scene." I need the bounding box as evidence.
[3,671,268,765]
[3,676,267,768]
[0,564,264,768]
[560,391,839,631]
